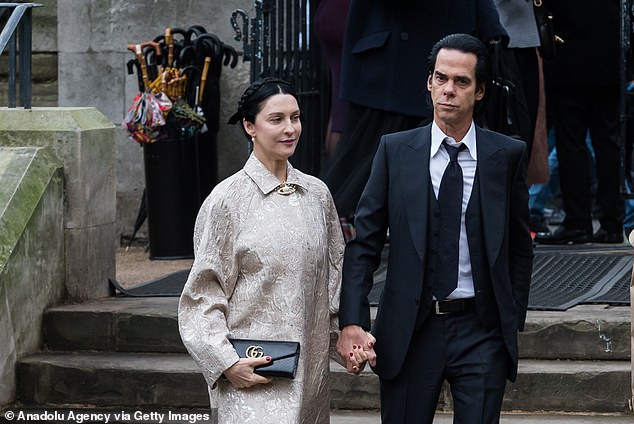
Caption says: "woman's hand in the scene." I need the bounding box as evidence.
[348,344,370,374]
[223,357,273,389]
[338,326,377,374]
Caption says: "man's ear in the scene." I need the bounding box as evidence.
[475,83,485,101]
[427,74,433,92]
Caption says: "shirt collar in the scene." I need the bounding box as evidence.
[243,153,307,195]
[431,120,478,160]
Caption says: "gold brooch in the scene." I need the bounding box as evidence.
[276,183,296,195]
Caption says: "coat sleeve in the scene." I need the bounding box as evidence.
[508,143,534,331]
[178,193,241,387]
[476,0,510,44]
[323,188,346,365]
[339,136,390,331]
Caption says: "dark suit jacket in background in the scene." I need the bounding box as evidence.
[339,0,508,118]
[339,124,534,381]
[543,0,619,88]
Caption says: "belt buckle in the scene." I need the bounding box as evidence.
[434,300,451,315]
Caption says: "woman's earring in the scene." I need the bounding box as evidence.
[251,136,255,143]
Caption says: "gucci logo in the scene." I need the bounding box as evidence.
[245,345,264,358]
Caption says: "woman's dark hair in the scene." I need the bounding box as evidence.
[227,77,298,126]
[427,33,491,90]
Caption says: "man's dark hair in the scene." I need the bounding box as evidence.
[427,33,491,90]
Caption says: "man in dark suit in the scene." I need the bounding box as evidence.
[320,0,508,220]
[337,34,534,423]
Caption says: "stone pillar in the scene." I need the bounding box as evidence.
[0,107,116,300]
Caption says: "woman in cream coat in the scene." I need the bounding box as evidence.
[178,78,349,423]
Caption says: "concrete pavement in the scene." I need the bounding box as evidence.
[330,410,634,423]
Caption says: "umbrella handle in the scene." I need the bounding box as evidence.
[165,27,174,67]
[127,41,161,57]
[127,44,149,91]
[199,57,211,104]
[127,41,161,91]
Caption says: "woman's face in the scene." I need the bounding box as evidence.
[244,93,302,164]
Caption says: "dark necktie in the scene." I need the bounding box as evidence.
[434,139,467,300]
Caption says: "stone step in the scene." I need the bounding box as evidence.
[16,352,632,413]
[17,352,208,408]
[42,298,631,360]
[43,298,185,353]
[520,306,631,360]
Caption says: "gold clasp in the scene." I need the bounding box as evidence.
[534,0,542,6]
[246,345,264,358]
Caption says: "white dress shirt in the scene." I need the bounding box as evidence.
[429,121,477,299]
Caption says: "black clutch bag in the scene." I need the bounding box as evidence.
[229,338,300,378]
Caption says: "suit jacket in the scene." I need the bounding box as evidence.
[339,123,534,381]
[339,0,508,117]
[543,0,619,87]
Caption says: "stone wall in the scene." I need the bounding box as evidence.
[3,1,254,241]
[0,147,65,405]
[0,1,58,105]
[55,0,253,241]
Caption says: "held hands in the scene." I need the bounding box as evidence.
[337,325,377,375]
[224,356,273,389]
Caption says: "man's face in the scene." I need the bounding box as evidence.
[427,48,485,130]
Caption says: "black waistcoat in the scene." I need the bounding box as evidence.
[415,171,500,330]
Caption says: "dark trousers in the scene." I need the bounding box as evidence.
[550,86,624,234]
[379,310,509,424]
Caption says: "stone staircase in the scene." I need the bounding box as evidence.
[13,297,632,415]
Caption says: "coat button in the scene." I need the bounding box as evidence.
[400,32,409,41]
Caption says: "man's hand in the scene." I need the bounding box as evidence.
[223,357,273,389]
[337,325,377,374]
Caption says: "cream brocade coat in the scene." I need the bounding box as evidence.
[178,154,345,423]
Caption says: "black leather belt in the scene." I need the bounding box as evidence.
[432,298,475,315]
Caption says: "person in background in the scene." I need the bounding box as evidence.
[337,34,533,423]
[535,0,624,244]
[314,0,351,160]
[320,0,508,224]
[178,78,358,423]
[492,0,551,236]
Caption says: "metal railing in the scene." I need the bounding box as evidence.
[0,2,42,108]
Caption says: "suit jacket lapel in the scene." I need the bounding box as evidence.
[401,126,431,260]
[476,127,508,267]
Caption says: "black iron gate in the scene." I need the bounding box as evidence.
[231,0,328,176]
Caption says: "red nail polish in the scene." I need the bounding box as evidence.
[349,352,354,357]
[353,345,358,349]
[265,356,271,362]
